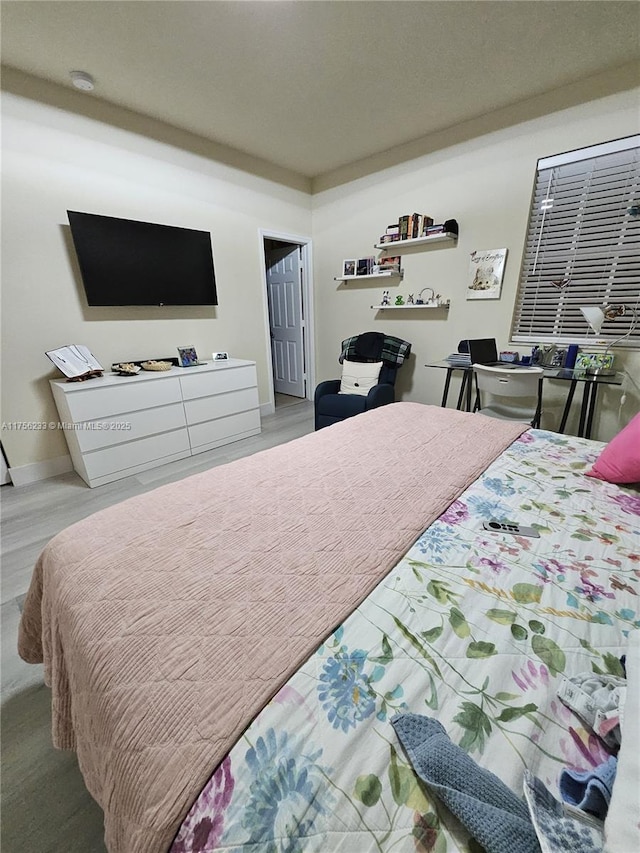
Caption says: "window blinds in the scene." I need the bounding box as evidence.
[511,137,640,347]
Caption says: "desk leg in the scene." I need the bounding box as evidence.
[584,384,598,440]
[441,368,453,408]
[577,383,592,438]
[456,373,468,411]
[558,380,577,434]
[467,372,473,413]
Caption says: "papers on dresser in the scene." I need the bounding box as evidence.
[46,344,103,378]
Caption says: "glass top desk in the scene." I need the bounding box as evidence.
[425,361,625,440]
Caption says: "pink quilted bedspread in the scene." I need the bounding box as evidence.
[18,403,525,853]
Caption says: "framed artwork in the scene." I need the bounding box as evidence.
[466,248,508,300]
[342,259,356,277]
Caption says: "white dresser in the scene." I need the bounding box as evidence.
[50,359,261,487]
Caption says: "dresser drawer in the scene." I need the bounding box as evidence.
[183,386,259,426]
[65,377,182,422]
[83,428,190,480]
[188,409,261,451]
[74,403,187,452]
[179,364,257,401]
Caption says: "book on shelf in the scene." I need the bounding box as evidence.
[414,214,433,238]
[420,216,435,236]
[394,213,435,241]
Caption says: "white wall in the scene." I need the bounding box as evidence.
[2,82,639,477]
[311,89,640,441]
[1,91,312,469]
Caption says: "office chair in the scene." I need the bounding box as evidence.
[314,332,411,430]
[472,364,544,427]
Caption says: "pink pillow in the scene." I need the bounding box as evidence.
[586,412,640,484]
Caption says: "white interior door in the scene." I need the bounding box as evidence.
[266,243,305,397]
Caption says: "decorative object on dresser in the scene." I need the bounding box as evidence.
[49,359,260,487]
[141,360,172,371]
[177,345,201,367]
[45,344,103,381]
[112,363,141,376]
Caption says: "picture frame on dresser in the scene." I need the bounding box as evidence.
[177,345,199,367]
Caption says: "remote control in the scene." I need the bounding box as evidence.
[482,520,540,538]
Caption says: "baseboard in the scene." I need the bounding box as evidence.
[9,454,73,487]
[260,400,275,417]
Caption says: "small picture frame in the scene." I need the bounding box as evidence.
[212,351,229,361]
[342,259,356,277]
[575,351,615,372]
[177,345,199,367]
[356,257,374,276]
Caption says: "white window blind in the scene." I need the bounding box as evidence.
[511,136,640,347]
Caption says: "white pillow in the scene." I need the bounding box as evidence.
[339,360,383,397]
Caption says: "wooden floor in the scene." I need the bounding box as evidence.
[0,398,314,853]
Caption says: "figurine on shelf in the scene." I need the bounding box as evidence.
[407,293,415,304]
[416,287,435,306]
[395,295,405,306]
[381,289,390,306]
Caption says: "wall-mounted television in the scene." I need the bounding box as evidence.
[67,211,218,306]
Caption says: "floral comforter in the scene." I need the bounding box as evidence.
[171,430,639,853]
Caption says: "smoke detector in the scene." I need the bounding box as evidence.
[69,70,95,92]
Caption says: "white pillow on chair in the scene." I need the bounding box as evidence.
[339,360,383,396]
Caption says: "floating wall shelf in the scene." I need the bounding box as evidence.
[374,232,457,250]
[371,301,451,310]
[335,270,403,282]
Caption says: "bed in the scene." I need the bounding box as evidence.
[18,403,639,852]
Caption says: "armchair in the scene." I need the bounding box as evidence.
[314,332,411,430]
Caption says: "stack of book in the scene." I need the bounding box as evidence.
[445,352,471,367]
[378,217,459,243]
[378,214,435,243]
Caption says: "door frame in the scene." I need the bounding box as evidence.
[258,229,315,414]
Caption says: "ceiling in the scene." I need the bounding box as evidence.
[2,1,639,183]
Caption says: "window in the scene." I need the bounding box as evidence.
[511,136,640,348]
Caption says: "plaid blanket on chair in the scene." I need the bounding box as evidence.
[339,334,412,366]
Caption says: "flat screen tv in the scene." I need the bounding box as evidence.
[67,211,218,306]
